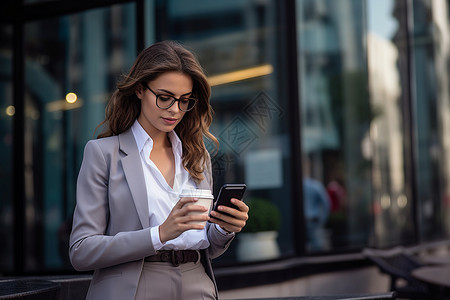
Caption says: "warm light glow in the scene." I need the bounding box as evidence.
[380,194,391,209]
[46,99,83,112]
[66,92,78,103]
[397,195,408,208]
[207,64,274,87]
[6,105,15,116]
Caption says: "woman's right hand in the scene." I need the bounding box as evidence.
[159,197,210,243]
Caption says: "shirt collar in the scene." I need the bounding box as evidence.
[131,119,149,153]
[131,119,183,155]
[168,130,182,155]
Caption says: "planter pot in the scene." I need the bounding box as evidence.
[237,231,280,262]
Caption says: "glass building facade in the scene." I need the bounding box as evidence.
[1,0,449,280]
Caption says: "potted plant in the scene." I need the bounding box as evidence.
[237,197,281,261]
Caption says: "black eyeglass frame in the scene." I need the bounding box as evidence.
[143,83,197,112]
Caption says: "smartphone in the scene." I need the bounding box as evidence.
[211,184,247,218]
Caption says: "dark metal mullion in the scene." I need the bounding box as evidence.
[12,14,25,274]
[394,0,418,243]
[280,0,305,256]
[404,0,419,242]
[154,0,168,41]
[136,0,145,53]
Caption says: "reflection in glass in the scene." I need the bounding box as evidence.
[366,0,414,246]
[161,0,294,263]
[23,4,136,271]
[297,0,372,252]
[412,0,450,240]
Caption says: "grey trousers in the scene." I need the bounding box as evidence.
[135,260,216,300]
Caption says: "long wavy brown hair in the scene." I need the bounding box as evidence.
[96,41,218,183]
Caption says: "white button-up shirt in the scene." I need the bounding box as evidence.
[131,120,210,250]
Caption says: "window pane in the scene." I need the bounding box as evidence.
[23,3,136,271]
[297,0,373,252]
[366,0,415,246]
[0,25,14,272]
[160,0,294,263]
[412,0,450,240]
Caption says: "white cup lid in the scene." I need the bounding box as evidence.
[180,188,213,199]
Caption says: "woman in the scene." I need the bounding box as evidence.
[69,41,249,300]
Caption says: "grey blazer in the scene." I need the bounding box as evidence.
[69,128,234,300]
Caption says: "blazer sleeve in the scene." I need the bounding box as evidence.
[203,151,235,259]
[69,140,155,271]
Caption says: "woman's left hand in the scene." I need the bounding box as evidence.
[209,198,249,233]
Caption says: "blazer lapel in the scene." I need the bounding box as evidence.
[119,129,149,229]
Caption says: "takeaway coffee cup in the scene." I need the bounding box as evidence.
[180,189,214,225]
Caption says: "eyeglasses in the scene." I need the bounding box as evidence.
[143,84,197,112]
